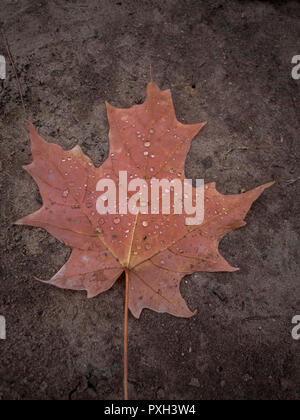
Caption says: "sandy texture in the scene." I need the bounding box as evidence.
[0,0,299,400]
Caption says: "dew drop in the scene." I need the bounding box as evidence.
[144,151,149,156]
[62,190,69,198]
[149,128,155,135]
[142,221,149,227]
[113,217,121,225]
[144,142,151,147]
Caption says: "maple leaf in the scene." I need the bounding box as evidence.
[17,79,273,399]
[17,80,273,318]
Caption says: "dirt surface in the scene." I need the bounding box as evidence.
[0,0,300,400]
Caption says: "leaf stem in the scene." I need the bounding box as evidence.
[124,268,129,400]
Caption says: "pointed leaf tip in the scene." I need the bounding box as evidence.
[34,276,48,283]
[264,180,275,189]
[13,219,23,226]
[150,64,153,82]
[29,118,34,132]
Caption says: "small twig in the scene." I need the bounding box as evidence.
[224,148,234,159]
[1,28,26,115]
[223,147,248,160]
[286,176,300,185]
[242,315,281,323]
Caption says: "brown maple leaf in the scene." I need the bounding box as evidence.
[17,79,273,399]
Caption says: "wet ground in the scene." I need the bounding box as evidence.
[0,0,300,400]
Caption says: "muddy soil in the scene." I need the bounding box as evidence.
[0,0,299,400]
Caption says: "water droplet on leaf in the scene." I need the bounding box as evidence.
[62,190,69,198]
